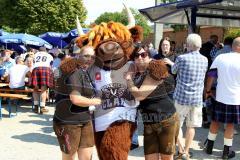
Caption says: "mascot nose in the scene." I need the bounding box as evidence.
[99,41,119,55]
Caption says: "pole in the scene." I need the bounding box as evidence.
[191,7,197,33]
[154,0,163,50]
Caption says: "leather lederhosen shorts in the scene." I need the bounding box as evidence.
[53,121,94,155]
[143,113,180,155]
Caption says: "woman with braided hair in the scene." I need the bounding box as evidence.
[126,44,180,160]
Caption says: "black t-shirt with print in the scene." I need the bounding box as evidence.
[134,72,176,123]
[53,68,95,125]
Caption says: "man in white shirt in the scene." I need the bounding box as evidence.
[33,51,53,68]
[7,56,30,89]
[30,47,54,114]
[204,37,240,159]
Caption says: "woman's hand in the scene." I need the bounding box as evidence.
[124,71,133,81]
[163,58,174,66]
[93,98,102,105]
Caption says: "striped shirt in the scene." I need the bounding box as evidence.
[172,51,208,106]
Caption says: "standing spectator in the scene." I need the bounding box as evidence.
[30,47,53,114]
[154,37,176,99]
[204,37,240,159]
[7,56,30,89]
[200,35,218,68]
[213,37,233,60]
[164,33,208,159]
[154,37,177,62]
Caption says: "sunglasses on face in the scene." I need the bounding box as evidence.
[134,52,148,59]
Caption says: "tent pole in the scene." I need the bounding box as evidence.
[184,9,193,33]
[191,7,197,33]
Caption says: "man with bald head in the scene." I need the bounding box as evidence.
[204,37,240,159]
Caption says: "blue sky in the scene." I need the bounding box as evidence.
[82,0,155,24]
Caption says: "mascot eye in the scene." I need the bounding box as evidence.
[98,47,104,54]
[115,45,120,50]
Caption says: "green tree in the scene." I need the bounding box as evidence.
[0,0,87,35]
[225,28,240,39]
[95,12,128,25]
[94,8,152,38]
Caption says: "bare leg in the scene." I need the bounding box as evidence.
[184,127,195,154]
[40,86,47,107]
[209,121,220,134]
[177,127,184,153]
[77,147,93,160]
[62,152,76,160]
[40,86,49,113]
[224,123,234,139]
[33,88,40,113]
[145,153,159,160]
[160,153,173,160]
[33,90,40,106]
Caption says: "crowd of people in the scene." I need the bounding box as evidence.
[1,31,240,160]
[0,47,67,113]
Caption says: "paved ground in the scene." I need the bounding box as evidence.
[0,102,240,160]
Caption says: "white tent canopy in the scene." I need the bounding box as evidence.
[139,0,240,27]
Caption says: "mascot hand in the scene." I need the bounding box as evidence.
[148,60,169,81]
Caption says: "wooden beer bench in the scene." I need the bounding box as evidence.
[0,93,31,119]
[0,88,45,119]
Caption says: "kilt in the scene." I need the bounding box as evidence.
[211,101,240,124]
[30,67,54,88]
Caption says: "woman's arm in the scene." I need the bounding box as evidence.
[70,90,101,107]
[127,75,162,101]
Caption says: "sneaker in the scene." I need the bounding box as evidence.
[130,143,139,150]
[40,107,49,114]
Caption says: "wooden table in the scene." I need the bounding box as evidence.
[0,83,9,87]
[0,93,29,119]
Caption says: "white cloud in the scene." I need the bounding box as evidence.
[82,0,155,24]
